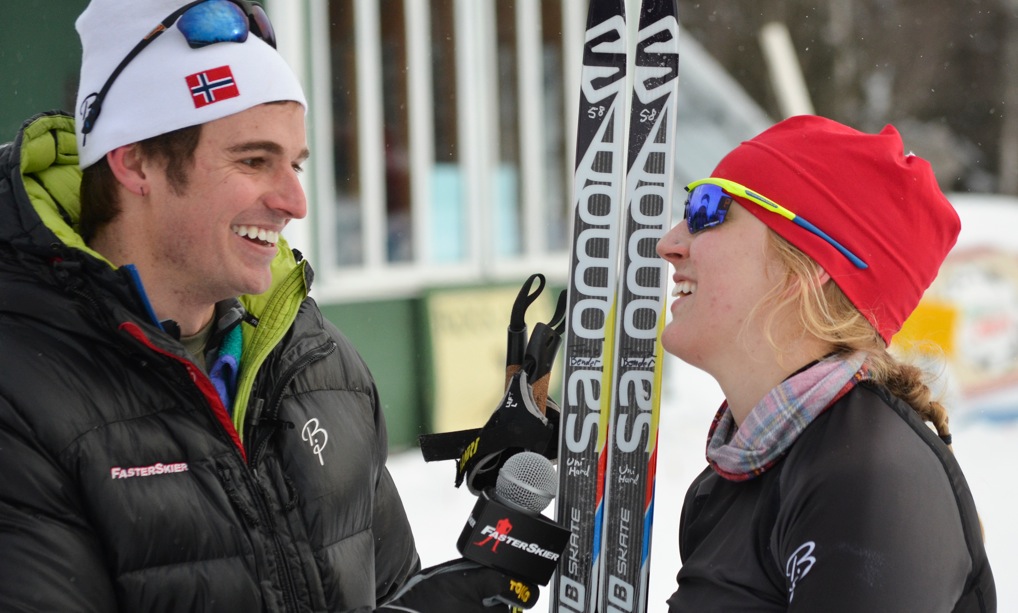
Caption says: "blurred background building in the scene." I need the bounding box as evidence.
[3,0,1016,447]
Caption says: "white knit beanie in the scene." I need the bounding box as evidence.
[74,0,307,168]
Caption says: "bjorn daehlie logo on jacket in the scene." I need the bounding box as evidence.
[302,418,329,466]
[110,462,189,479]
[185,65,240,108]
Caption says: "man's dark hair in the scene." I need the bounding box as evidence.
[79,123,203,244]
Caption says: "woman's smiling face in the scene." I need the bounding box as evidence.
[655,200,787,371]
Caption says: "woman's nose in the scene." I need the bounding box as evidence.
[656,221,691,261]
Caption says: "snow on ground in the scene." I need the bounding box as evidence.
[388,354,1018,611]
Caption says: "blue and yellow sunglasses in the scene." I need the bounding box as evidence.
[684,177,868,269]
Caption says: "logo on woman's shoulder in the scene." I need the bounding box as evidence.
[785,540,817,602]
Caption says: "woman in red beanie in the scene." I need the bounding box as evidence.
[657,115,995,612]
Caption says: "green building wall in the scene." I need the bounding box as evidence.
[319,298,429,451]
[1,1,88,140]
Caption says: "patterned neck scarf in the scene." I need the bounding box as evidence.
[208,324,243,414]
[206,300,247,415]
[706,352,870,481]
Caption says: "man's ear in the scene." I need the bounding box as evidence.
[105,144,149,197]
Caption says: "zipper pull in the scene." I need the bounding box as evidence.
[247,398,265,424]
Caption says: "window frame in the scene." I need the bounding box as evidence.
[281,0,582,303]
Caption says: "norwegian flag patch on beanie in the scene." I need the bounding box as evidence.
[186,65,240,108]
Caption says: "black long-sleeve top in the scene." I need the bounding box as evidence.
[668,382,995,612]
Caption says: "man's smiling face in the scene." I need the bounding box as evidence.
[141,101,309,304]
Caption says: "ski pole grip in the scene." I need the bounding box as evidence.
[506,273,545,389]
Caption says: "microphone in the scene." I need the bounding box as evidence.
[456,452,571,585]
[494,450,557,513]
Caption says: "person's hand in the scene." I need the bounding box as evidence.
[377,558,539,612]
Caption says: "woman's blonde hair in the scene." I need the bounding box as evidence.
[757,232,953,444]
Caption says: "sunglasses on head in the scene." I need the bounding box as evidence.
[683,177,869,270]
[79,0,276,140]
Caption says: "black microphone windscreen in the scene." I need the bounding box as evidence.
[495,451,556,514]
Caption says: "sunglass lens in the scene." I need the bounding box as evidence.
[177,0,249,49]
[248,4,277,48]
[685,184,731,234]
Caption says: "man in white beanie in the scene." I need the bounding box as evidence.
[0,1,536,611]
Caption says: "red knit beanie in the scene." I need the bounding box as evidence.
[711,115,960,345]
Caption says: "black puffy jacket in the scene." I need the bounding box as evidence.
[0,112,419,612]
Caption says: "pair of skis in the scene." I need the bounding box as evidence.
[552,0,680,612]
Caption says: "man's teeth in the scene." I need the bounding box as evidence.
[672,281,696,297]
[232,225,279,244]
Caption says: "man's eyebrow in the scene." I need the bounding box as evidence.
[227,141,311,163]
